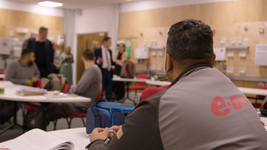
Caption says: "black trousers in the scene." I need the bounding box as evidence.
[112,81,125,100]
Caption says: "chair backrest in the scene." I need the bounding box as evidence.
[140,87,165,101]
[63,83,69,93]
[257,85,267,99]
[33,79,42,88]
[0,71,4,81]
[95,89,103,102]
[162,84,170,89]
[136,74,148,86]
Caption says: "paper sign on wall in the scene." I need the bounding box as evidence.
[151,52,156,56]
[158,52,163,56]
[239,52,247,57]
[226,69,234,74]
[214,47,226,61]
[227,52,234,57]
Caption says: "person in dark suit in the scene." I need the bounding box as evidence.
[27,26,54,77]
[94,37,115,101]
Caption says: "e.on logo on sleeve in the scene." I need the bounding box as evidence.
[211,95,252,116]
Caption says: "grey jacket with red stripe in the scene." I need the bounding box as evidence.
[88,63,267,150]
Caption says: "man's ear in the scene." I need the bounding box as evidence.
[94,57,96,62]
[166,53,173,73]
[213,52,216,61]
[81,56,84,62]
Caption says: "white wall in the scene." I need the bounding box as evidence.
[0,0,63,17]
[121,0,236,12]
[73,4,120,85]
[74,5,110,34]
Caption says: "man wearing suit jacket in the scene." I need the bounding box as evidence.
[27,26,54,77]
[95,37,114,101]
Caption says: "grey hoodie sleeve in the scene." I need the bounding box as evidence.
[87,140,106,150]
[5,62,26,85]
[87,92,165,150]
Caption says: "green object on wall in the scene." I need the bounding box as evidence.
[125,38,131,58]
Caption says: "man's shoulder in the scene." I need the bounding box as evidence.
[28,38,36,43]
[45,39,52,44]
[94,48,102,52]
[12,60,21,65]
[90,64,101,72]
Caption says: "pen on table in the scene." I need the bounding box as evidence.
[87,129,116,136]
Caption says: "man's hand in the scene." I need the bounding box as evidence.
[31,77,37,83]
[108,125,122,138]
[90,128,109,142]
[25,80,33,86]
[98,57,103,63]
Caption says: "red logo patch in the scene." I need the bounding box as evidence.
[211,95,251,116]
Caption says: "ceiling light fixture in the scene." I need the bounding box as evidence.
[38,1,63,7]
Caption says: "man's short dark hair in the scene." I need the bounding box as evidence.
[21,49,33,57]
[167,19,214,66]
[82,49,94,61]
[102,37,111,43]
[39,26,48,33]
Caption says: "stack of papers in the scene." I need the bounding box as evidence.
[16,89,47,96]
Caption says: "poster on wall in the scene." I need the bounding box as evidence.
[126,38,131,58]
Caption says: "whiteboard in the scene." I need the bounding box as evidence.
[255,44,267,66]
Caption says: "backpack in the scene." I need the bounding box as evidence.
[260,98,267,116]
[120,60,135,79]
[86,99,135,134]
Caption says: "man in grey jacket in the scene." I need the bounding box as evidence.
[1,49,40,125]
[5,49,40,85]
[34,49,102,128]
[87,19,267,149]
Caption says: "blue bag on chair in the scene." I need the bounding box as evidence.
[86,99,135,134]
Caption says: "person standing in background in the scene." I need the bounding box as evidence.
[53,43,61,74]
[95,37,114,101]
[27,26,54,78]
[22,31,38,49]
[112,43,128,100]
[91,40,99,50]
[60,46,74,86]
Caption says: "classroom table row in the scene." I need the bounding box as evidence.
[0,81,91,134]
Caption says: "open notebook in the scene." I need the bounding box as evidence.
[0,129,74,150]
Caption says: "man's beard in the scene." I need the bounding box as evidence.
[28,61,33,66]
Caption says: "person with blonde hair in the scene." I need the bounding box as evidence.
[91,40,99,50]
[112,43,128,100]
[60,46,74,85]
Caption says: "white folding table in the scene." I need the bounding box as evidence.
[0,74,4,79]
[146,80,171,86]
[0,82,91,134]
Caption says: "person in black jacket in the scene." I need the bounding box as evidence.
[27,26,54,77]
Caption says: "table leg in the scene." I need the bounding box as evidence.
[0,101,21,135]
[13,101,17,126]
[41,103,49,131]
[119,82,136,105]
